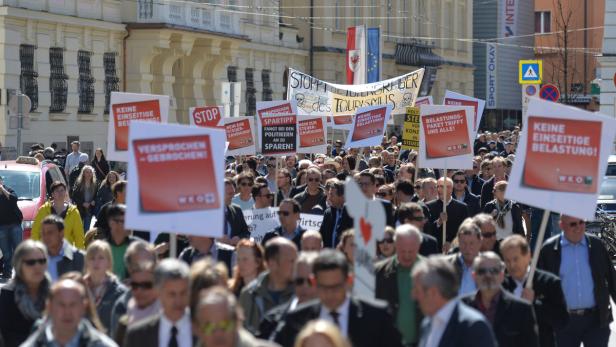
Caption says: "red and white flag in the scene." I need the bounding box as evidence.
[346,25,366,84]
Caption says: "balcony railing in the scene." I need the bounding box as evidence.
[135,0,241,36]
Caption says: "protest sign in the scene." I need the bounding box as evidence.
[189,106,224,128]
[401,107,420,151]
[258,114,297,156]
[126,121,225,236]
[330,115,354,130]
[256,100,297,121]
[242,207,324,243]
[297,116,328,153]
[415,96,433,106]
[443,90,485,134]
[345,177,385,298]
[107,92,168,161]
[345,105,392,149]
[506,98,616,220]
[224,117,256,156]
[418,105,474,169]
[287,68,424,117]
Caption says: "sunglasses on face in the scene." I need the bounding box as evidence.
[240,182,253,187]
[277,211,292,217]
[481,232,496,238]
[111,218,125,224]
[294,277,311,286]
[307,178,320,183]
[379,238,394,244]
[453,179,466,184]
[260,193,274,199]
[130,281,154,290]
[568,220,586,227]
[475,267,502,276]
[409,216,425,222]
[414,185,421,190]
[201,320,235,336]
[23,258,47,266]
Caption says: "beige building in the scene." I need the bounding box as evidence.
[0,0,473,158]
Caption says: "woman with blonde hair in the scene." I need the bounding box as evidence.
[83,240,127,333]
[294,320,351,347]
[72,165,98,230]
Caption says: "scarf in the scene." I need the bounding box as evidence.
[10,276,50,321]
[495,200,513,229]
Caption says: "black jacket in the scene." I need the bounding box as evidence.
[261,225,307,250]
[419,233,440,256]
[226,203,250,239]
[426,199,469,245]
[461,289,540,347]
[179,245,234,275]
[0,185,22,225]
[0,284,42,347]
[319,206,353,248]
[274,297,403,347]
[479,176,507,208]
[483,200,525,236]
[503,269,569,347]
[453,190,480,217]
[91,158,110,182]
[293,187,327,214]
[538,233,616,327]
[468,175,485,196]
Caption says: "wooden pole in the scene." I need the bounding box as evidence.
[169,233,177,258]
[274,158,279,207]
[525,209,550,289]
[442,168,448,249]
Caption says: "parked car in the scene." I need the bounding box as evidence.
[0,156,66,239]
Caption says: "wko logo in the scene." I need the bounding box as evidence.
[558,175,593,185]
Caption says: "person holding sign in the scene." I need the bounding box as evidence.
[537,215,616,347]
[426,177,469,249]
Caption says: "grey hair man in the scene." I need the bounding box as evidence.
[124,259,193,347]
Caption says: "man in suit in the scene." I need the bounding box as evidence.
[451,171,480,217]
[262,199,307,249]
[500,235,569,347]
[354,171,395,227]
[397,202,439,256]
[461,252,540,347]
[124,259,193,347]
[375,224,424,346]
[446,219,481,296]
[412,256,497,347]
[427,177,469,249]
[480,156,507,208]
[319,179,353,248]
[178,236,233,272]
[275,249,404,347]
[538,214,616,347]
[40,215,85,282]
[465,159,485,196]
[221,178,250,246]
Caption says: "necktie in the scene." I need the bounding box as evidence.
[224,207,230,237]
[169,326,179,347]
[330,310,340,326]
[332,208,342,247]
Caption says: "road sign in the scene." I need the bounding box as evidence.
[519,60,543,84]
[522,84,540,111]
[8,94,31,116]
[540,84,560,102]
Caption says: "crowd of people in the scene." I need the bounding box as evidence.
[0,128,614,347]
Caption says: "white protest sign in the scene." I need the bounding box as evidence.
[506,98,616,220]
[242,207,324,243]
[443,90,485,134]
[418,105,474,170]
[345,178,385,298]
[126,121,226,236]
[297,115,328,153]
[287,68,424,116]
[345,104,392,149]
[224,116,256,156]
[107,92,169,162]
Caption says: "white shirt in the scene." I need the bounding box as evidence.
[422,299,457,347]
[158,310,192,347]
[319,296,351,337]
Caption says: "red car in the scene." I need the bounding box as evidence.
[0,156,66,239]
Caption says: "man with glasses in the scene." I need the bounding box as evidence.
[252,183,274,209]
[319,179,353,248]
[501,235,569,347]
[472,213,501,255]
[195,286,276,347]
[354,172,395,227]
[538,214,616,347]
[397,202,439,256]
[480,157,507,208]
[293,168,326,214]
[39,215,84,282]
[466,157,485,196]
[451,170,480,217]
[461,252,539,347]
[262,199,306,249]
[263,157,278,192]
[275,249,403,347]
[232,172,255,210]
[427,177,469,249]
[375,225,424,346]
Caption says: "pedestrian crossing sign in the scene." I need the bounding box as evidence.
[519,60,542,84]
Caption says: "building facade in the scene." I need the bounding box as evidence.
[599,0,616,120]
[473,0,534,131]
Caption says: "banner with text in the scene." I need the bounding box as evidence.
[297,116,328,153]
[345,104,392,149]
[125,121,225,236]
[224,117,256,156]
[242,207,324,244]
[107,92,169,161]
[189,106,224,128]
[258,114,297,156]
[506,99,616,220]
[418,105,474,169]
[402,107,420,151]
[415,96,433,106]
[444,90,485,135]
[286,68,424,117]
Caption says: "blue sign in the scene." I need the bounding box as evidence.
[519,60,542,84]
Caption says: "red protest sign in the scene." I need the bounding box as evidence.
[422,109,472,159]
[113,99,162,151]
[351,107,386,142]
[298,117,326,150]
[523,117,601,193]
[191,106,223,128]
[225,118,254,151]
[133,135,220,213]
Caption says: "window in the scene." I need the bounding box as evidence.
[245,68,256,116]
[104,52,120,114]
[19,44,38,112]
[49,47,68,113]
[138,0,154,19]
[78,51,95,114]
[227,66,238,82]
[262,70,272,101]
[535,11,551,33]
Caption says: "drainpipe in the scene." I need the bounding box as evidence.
[123,28,131,92]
